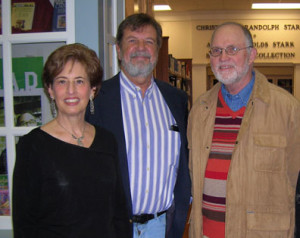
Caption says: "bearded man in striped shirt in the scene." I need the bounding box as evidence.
[86,13,191,238]
[187,22,300,238]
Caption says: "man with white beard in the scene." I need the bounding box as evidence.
[187,22,300,238]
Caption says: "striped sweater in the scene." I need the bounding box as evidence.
[202,90,245,238]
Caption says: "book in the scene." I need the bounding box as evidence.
[52,0,66,32]
[11,2,35,31]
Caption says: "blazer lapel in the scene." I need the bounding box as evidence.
[155,79,186,130]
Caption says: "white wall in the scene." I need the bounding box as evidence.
[160,21,193,59]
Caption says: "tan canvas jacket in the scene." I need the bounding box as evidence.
[187,69,300,238]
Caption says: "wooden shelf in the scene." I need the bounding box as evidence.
[155,37,193,109]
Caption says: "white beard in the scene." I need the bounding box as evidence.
[212,58,250,86]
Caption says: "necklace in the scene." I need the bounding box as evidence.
[56,119,86,146]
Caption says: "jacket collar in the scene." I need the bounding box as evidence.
[250,69,271,105]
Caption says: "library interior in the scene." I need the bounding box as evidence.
[1,0,300,237]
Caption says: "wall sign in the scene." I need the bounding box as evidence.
[193,20,300,64]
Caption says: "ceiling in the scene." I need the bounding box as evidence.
[153,0,300,12]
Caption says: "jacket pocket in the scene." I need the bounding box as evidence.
[253,134,286,172]
[247,211,290,231]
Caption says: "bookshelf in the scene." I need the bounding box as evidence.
[155,37,193,110]
[156,37,170,84]
[177,58,193,110]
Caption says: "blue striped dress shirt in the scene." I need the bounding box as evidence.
[120,71,181,215]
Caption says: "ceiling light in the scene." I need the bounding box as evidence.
[154,5,172,11]
[252,3,300,9]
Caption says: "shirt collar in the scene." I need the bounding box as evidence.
[120,71,155,98]
[221,71,255,107]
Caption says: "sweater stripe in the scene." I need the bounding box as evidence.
[202,90,245,238]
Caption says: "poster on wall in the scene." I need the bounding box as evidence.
[0,57,44,127]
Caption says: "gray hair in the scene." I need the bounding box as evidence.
[211,22,253,48]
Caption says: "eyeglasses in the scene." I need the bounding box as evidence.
[209,46,253,57]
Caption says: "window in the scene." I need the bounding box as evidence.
[0,0,75,230]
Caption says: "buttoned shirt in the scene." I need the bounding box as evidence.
[221,71,255,111]
[120,71,181,215]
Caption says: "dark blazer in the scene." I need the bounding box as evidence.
[86,73,191,238]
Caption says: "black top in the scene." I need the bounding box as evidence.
[13,126,131,238]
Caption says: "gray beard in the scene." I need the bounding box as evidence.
[212,59,250,86]
[121,60,156,78]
